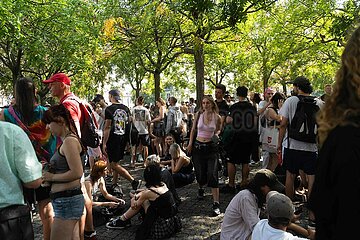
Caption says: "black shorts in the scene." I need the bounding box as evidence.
[35,185,51,202]
[136,134,151,147]
[107,135,127,163]
[228,142,253,165]
[282,148,318,175]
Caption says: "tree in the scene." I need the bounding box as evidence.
[0,0,106,99]
[167,0,276,104]
[102,1,184,100]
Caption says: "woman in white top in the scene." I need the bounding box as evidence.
[84,160,125,237]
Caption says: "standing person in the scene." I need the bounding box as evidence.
[215,84,230,180]
[0,121,43,240]
[215,84,230,131]
[131,96,151,168]
[150,97,167,157]
[187,95,222,216]
[277,76,323,201]
[221,86,258,193]
[220,169,285,240]
[165,96,184,145]
[43,72,99,239]
[258,88,274,167]
[308,26,360,240]
[0,77,59,240]
[263,92,285,171]
[188,97,196,114]
[102,89,141,191]
[42,104,86,240]
[319,84,332,102]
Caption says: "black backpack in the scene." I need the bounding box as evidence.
[288,95,320,143]
[68,98,101,148]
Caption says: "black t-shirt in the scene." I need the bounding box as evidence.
[216,99,229,117]
[105,103,131,138]
[228,101,257,142]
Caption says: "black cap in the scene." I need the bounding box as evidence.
[289,76,311,88]
[109,89,121,101]
[253,169,285,193]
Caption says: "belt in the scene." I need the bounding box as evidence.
[0,205,30,222]
[50,187,82,200]
[195,140,213,147]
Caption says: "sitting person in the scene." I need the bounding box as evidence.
[251,191,315,240]
[168,143,195,188]
[220,169,285,240]
[84,160,126,236]
[160,133,176,164]
[145,154,181,206]
[105,164,182,239]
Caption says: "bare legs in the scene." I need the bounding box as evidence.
[38,199,54,240]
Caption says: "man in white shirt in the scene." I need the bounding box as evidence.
[252,191,315,240]
[220,169,285,240]
[278,76,323,201]
[131,96,151,167]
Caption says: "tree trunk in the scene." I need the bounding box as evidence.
[194,45,204,108]
[11,48,23,91]
[154,69,161,101]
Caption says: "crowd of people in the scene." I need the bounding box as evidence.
[2,25,360,240]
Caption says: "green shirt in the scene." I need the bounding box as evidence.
[0,121,42,208]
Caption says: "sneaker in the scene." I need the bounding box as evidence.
[212,202,221,216]
[106,218,131,229]
[131,179,142,190]
[84,231,97,240]
[197,188,205,200]
[220,184,236,194]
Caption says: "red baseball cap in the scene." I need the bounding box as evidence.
[43,73,71,85]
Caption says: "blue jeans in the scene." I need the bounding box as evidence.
[52,194,84,220]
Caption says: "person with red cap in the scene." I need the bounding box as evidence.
[43,72,101,240]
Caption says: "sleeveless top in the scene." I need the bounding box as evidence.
[50,143,85,174]
[267,107,281,127]
[197,113,216,139]
[85,175,102,201]
[148,188,177,218]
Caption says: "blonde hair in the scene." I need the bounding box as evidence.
[317,26,360,145]
[145,154,160,167]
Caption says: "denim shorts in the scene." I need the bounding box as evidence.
[52,194,85,220]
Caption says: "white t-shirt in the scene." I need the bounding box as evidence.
[220,189,260,240]
[252,219,308,240]
[132,105,151,135]
[279,95,323,152]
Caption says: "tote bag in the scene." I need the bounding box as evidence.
[261,120,279,153]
